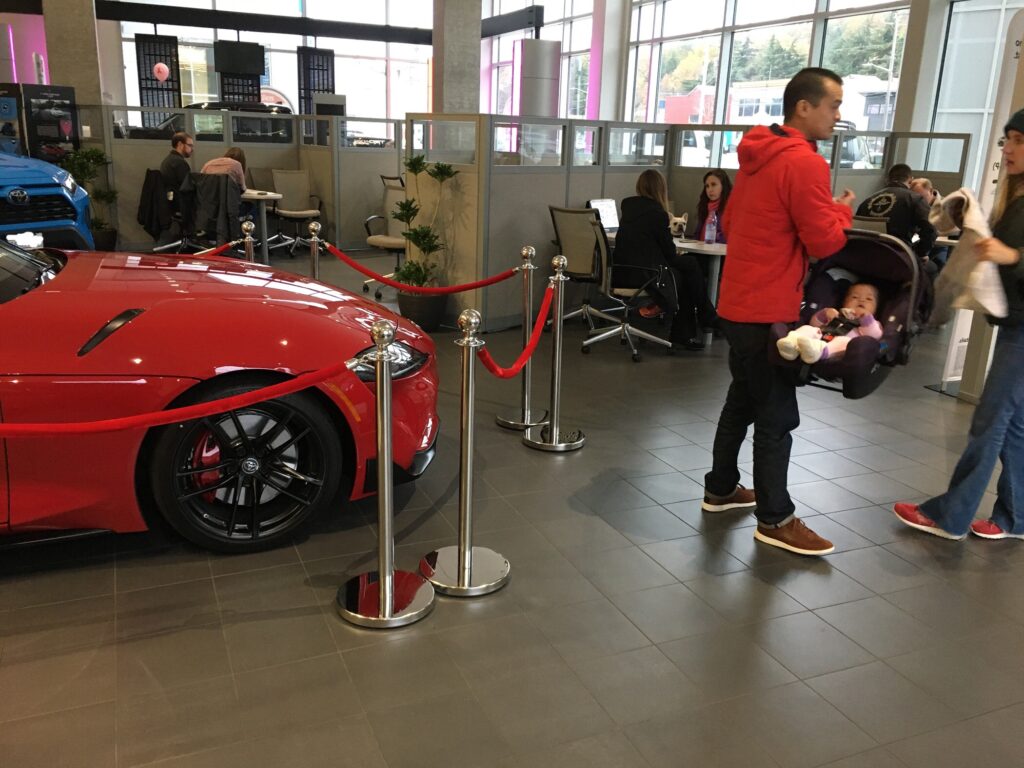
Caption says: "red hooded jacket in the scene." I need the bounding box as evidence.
[719,124,852,323]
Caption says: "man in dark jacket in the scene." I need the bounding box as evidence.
[858,163,937,261]
[159,131,194,207]
[703,67,855,557]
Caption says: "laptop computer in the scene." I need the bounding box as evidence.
[586,198,619,234]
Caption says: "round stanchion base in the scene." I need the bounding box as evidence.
[522,424,586,452]
[495,409,548,431]
[336,570,435,629]
[419,546,511,597]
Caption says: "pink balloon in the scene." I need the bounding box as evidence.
[152,62,170,82]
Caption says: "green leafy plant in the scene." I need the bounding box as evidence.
[392,257,438,287]
[57,148,118,232]
[391,154,459,288]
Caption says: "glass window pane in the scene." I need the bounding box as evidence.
[216,0,300,14]
[230,113,293,143]
[677,128,711,167]
[657,36,720,124]
[178,45,218,104]
[492,122,564,165]
[821,10,908,131]
[726,23,811,125]
[390,58,429,116]
[336,57,387,118]
[120,21,156,38]
[569,18,592,51]
[935,7,1001,112]
[734,0,814,26]
[566,54,589,118]
[316,38,387,59]
[305,1,384,23]
[539,21,563,42]
[411,119,477,164]
[156,24,214,43]
[829,0,891,10]
[572,0,593,15]
[493,64,514,115]
[573,125,599,165]
[893,136,967,174]
[389,0,432,26]
[238,31,302,51]
[608,127,668,165]
[663,0,726,36]
[262,51,298,112]
[631,44,653,122]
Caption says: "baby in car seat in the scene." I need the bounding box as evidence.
[777,282,884,364]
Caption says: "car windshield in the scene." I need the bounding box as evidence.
[0,240,62,304]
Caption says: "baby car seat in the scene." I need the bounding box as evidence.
[770,229,922,400]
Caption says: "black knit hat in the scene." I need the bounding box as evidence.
[1005,108,1024,136]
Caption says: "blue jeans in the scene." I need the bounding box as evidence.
[705,320,800,526]
[921,324,1024,535]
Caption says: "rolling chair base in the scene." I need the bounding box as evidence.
[580,305,673,362]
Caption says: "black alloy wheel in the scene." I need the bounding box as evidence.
[149,382,343,553]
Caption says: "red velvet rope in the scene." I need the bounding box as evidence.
[324,242,517,295]
[194,239,241,258]
[477,284,554,379]
[0,359,354,438]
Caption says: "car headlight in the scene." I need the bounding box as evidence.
[350,341,429,382]
[61,172,78,195]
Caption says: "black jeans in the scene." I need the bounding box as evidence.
[666,252,716,342]
[704,319,799,526]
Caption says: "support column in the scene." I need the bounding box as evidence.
[588,0,628,121]
[41,0,103,105]
[432,0,481,113]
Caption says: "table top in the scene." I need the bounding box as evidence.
[935,236,959,247]
[242,189,282,201]
[674,238,726,255]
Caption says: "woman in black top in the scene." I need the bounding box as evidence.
[894,108,1024,540]
[614,169,715,350]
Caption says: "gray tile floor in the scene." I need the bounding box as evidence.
[3,250,1024,767]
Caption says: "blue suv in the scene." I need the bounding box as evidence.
[0,153,94,249]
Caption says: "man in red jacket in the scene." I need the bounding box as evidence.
[701,67,856,556]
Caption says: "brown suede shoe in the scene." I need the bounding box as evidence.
[754,517,835,556]
[702,484,757,513]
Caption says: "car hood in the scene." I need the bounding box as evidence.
[0,153,66,185]
[0,250,434,378]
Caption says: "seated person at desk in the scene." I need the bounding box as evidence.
[159,131,194,204]
[776,282,883,364]
[201,147,247,192]
[201,147,252,217]
[694,169,731,244]
[616,169,716,350]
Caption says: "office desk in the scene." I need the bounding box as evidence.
[242,189,282,265]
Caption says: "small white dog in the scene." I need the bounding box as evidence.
[669,212,688,237]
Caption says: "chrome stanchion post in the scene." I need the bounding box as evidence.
[421,310,511,596]
[241,220,256,263]
[308,221,322,281]
[523,255,585,452]
[337,320,435,628]
[496,245,548,431]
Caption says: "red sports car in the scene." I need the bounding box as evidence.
[0,240,439,552]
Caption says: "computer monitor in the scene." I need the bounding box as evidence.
[586,198,619,231]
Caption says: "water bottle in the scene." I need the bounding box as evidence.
[705,212,717,244]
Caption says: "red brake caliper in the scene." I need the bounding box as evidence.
[191,429,224,502]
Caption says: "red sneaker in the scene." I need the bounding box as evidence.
[639,304,664,319]
[893,502,965,540]
[970,519,1024,540]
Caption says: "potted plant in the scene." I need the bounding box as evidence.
[57,147,119,250]
[389,155,459,332]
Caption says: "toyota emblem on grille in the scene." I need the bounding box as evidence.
[7,189,29,206]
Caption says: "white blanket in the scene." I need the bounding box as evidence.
[929,188,1007,325]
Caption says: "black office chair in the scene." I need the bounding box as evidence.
[549,205,673,361]
[149,171,204,254]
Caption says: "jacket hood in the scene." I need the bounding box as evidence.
[737,124,816,175]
